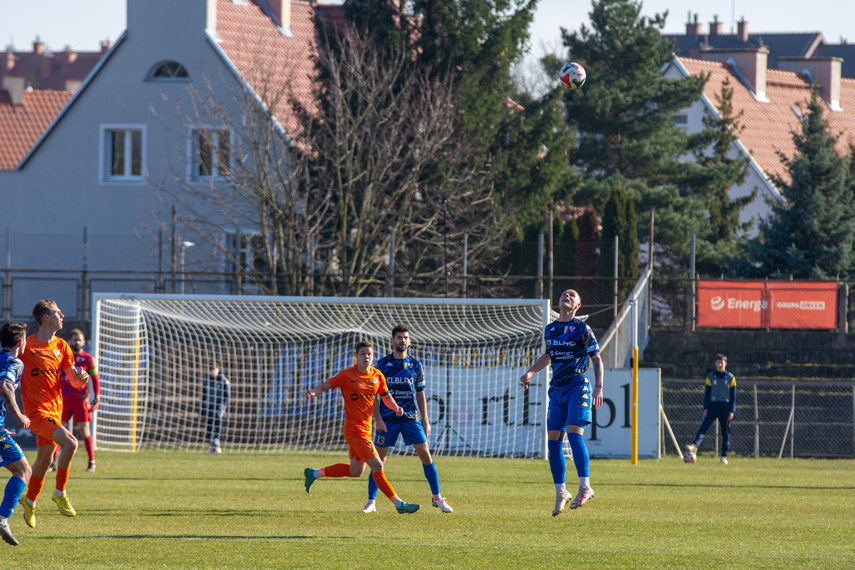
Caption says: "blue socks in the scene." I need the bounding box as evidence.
[423,462,440,496]
[0,476,26,519]
[547,439,566,484]
[567,432,590,478]
[367,472,379,501]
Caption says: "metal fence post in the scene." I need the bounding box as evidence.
[753,383,759,458]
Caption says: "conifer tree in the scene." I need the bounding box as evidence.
[749,88,855,279]
[689,77,754,275]
[560,0,711,264]
[596,185,638,305]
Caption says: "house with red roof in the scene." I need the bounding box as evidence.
[664,45,855,231]
[0,0,321,304]
[1,38,112,94]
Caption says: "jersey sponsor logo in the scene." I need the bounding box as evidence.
[549,340,577,347]
[350,393,374,402]
[30,367,61,378]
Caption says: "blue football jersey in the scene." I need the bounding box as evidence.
[0,349,24,426]
[544,318,600,388]
[376,354,425,423]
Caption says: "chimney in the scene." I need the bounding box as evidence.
[5,50,15,71]
[268,0,292,36]
[33,37,45,55]
[737,18,748,42]
[779,57,843,111]
[709,15,722,36]
[702,46,769,102]
[686,13,701,35]
[100,40,112,53]
[2,76,25,105]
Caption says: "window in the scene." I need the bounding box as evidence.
[149,61,189,80]
[673,114,688,130]
[191,129,230,179]
[101,126,144,181]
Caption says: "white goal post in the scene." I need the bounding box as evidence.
[91,294,553,457]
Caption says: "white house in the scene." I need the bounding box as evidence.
[0,0,320,316]
[665,47,855,232]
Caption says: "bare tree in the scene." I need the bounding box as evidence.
[150,24,506,297]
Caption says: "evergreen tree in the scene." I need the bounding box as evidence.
[688,77,754,275]
[597,186,638,279]
[560,0,711,265]
[596,185,638,305]
[748,88,855,279]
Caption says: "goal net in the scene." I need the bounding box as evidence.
[92,294,553,457]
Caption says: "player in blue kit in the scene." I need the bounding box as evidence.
[0,322,33,545]
[521,289,603,517]
[359,324,453,514]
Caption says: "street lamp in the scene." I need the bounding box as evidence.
[180,240,195,294]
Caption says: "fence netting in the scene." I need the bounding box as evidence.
[662,379,855,458]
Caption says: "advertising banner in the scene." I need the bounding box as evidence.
[698,281,838,329]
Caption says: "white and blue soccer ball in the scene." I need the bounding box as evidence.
[559,62,586,90]
[683,451,697,463]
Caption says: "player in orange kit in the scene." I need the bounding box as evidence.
[303,341,420,514]
[17,300,89,528]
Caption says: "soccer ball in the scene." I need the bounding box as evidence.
[559,62,586,90]
[683,451,697,463]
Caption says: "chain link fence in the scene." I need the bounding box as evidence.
[662,378,855,458]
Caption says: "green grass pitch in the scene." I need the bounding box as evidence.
[1,450,853,568]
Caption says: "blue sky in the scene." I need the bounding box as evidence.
[0,0,852,54]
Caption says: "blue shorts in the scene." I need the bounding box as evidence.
[547,376,592,431]
[0,429,25,467]
[374,420,427,448]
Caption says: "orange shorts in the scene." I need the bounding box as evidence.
[29,413,62,448]
[345,432,377,462]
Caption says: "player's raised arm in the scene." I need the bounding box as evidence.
[64,364,89,389]
[380,391,403,416]
[305,381,332,399]
[520,352,552,389]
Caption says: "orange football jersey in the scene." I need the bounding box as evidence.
[327,365,388,438]
[19,334,74,418]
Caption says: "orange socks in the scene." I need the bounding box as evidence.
[26,475,44,503]
[371,469,396,499]
[320,463,352,478]
[56,468,69,492]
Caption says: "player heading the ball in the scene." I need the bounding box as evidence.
[521,289,603,517]
[303,341,420,514]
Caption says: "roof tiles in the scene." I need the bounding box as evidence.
[215,0,318,133]
[0,89,71,170]
[678,56,855,184]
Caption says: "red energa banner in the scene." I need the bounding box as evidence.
[697,281,838,329]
